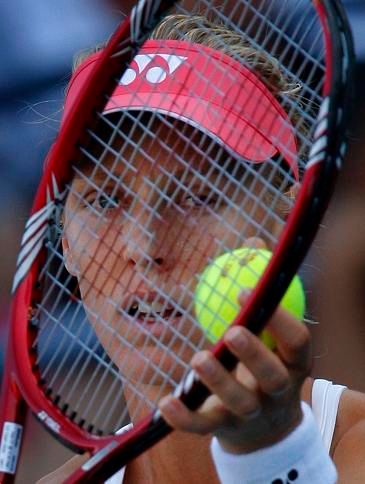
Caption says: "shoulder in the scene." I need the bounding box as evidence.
[331,391,365,482]
[302,377,365,456]
[333,386,365,451]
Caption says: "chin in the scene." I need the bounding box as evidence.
[107,337,196,388]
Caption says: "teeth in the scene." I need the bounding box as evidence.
[138,301,165,314]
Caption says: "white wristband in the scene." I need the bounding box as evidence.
[210,402,337,484]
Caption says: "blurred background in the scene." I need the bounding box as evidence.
[1,0,365,481]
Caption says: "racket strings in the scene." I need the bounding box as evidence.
[35,231,130,432]
[195,0,325,154]
[37,164,288,430]
[31,1,326,436]
[34,155,290,432]
[40,183,270,418]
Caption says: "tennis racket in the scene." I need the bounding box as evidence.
[0,0,354,482]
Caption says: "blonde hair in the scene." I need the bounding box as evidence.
[75,14,298,99]
[151,15,299,98]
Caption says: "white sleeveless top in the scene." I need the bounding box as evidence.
[311,378,346,452]
[106,378,346,483]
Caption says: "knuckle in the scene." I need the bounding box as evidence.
[229,393,260,417]
[240,400,261,418]
[266,372,290,395]
[173,412,211,435]
[208,371,225,387]
[186,419,211,435]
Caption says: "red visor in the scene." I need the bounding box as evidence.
[64,40,298,179]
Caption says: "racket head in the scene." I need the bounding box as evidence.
[1,0,354,481]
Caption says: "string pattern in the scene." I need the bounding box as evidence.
[29,0,325,436]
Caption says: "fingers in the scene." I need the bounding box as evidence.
[194,302,310,404]
[159,350,262,434]
[264,305,311,371]
[224,327,291,395]
[237,291,311,373]
[191,351,261,417]
[159,394,215,434]
[160,302,311,442]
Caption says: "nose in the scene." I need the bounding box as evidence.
[122,201,175,271]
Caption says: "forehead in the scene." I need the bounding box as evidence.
[72,112,234,182]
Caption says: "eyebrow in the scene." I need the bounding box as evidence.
[72,157,137,186]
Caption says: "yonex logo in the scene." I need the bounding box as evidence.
[120,53,187,85]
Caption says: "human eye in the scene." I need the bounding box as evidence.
[84,190,122,212]
[181,192,219,209]
[98,193,120,209]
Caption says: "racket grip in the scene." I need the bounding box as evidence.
[0,370,26,484]
[64,415,173,483]
[66,348,236,483]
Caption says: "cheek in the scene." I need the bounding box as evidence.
[198,208,249,249]
[66,217,127,292]
[167,214,217,272]
[175,202,270,279]
[213,202,277,249]
[165,210,247,285]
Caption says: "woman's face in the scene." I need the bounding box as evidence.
[62,118,279,389]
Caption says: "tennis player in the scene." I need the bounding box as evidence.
[39,14,365,484]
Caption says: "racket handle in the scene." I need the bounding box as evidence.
[0,369,26,483]
[65,416,172,483]
[66,354,232,483]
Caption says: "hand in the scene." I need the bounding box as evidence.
[159,301,311,455]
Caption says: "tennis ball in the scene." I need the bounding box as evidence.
[194,248,305,348]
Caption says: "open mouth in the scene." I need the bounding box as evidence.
[126,299,183,322]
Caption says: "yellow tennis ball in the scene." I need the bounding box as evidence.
[194,248,305,347]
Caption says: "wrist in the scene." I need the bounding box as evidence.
[210,402,337,483]
[217,406,303,454]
